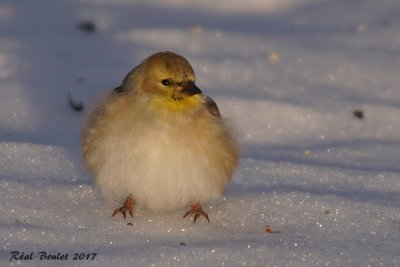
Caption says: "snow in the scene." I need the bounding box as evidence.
[1,0,400,266]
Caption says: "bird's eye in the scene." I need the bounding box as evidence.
[161,79,170,86]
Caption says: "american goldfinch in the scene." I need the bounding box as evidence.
[82,51,239,222]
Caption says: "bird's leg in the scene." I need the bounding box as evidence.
[183,202,210,223]
[112,195,135,219]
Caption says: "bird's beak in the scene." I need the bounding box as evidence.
[181,81,202,96]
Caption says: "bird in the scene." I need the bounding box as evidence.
[81,51,239,223]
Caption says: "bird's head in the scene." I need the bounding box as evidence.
[124,51,203,111]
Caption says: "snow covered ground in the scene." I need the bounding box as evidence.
[1,0,400,266]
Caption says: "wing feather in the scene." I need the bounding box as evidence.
[204,95,221,118]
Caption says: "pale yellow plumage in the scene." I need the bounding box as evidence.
[82,51,238,222]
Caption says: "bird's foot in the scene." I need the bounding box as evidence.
[112,195,135,219]
[183,202,210,223]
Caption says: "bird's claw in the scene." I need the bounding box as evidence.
[183,202,210,223]
[112,196,135,219]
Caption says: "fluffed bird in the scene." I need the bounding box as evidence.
[82,51,239,222]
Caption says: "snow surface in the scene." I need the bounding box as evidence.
[1,0,400,266]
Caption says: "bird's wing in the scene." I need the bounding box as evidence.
[204,95,221,118]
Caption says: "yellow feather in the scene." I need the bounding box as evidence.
[151,94,202,112]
